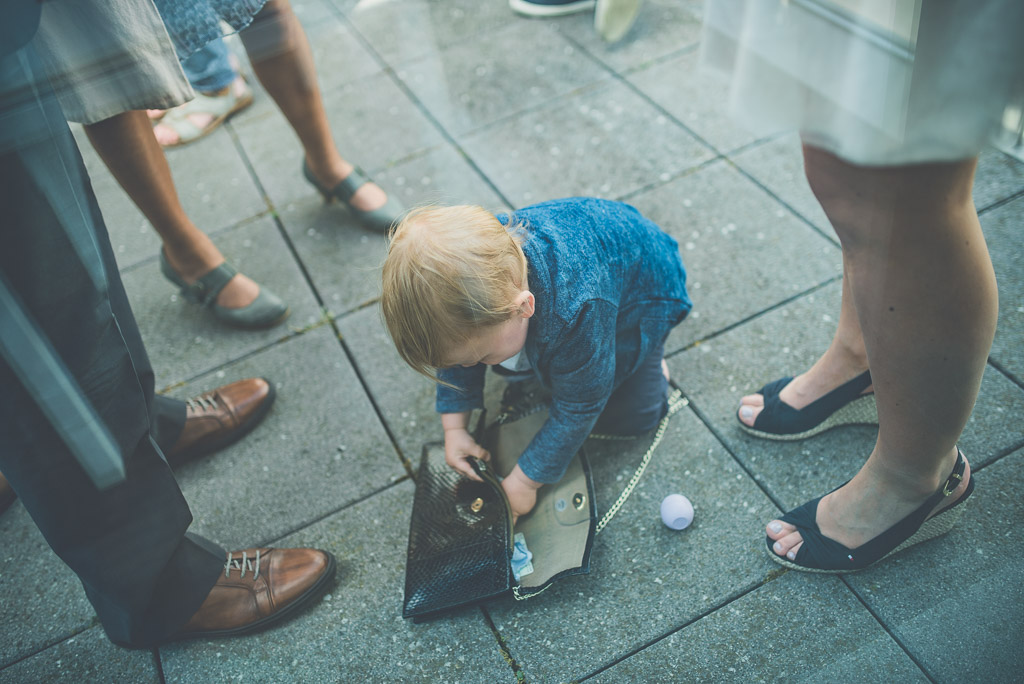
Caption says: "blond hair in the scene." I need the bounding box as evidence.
[381,205,528,380]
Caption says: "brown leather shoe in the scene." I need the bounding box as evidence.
[174,547,335,640]
[0,472,15,515]
[166,378,275,466]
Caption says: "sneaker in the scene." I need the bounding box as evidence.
[509,0,597,18]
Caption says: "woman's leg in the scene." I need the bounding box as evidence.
[768,146,995,559]
[84,111,259,309]
[239,0,387,212]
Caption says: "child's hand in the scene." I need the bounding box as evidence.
[443,427,491,481]
[501,465,543,524]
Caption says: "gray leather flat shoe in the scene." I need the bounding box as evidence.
[302,160,406,234]
[159,251,290,330]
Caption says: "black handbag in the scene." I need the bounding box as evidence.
[402,400,597,622]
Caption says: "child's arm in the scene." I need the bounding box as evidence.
[441,411,490,481]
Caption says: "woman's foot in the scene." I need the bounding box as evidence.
[738,352,871,429]
[162,239,259,311]
[303,157,390,213]
[151,75,253,147]
[766,446,971,566]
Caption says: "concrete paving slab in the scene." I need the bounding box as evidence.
[668,281,1024,513]
[486,408,780,681]
[159,127,269,229]
[552,0,704,74]
[335,306,440,466]
[974,147,1024,213]
[167,327,405,549]
[0,505,95,668]
[159,481,516,682]
[846,449,1024,683]
[396,22,610,138]
[731,133,832,233]
[629,159,842,352]
[276,195,388,315]
[122,216,323,385]
[0,626,158,684]
[462,79,713,208]
[345,0,515,69]
[983,196,1024,384]
[234,70,445,210]
[590,571,926,683]
[305,15,386,96]
[291,0,343,28]
[371,142,511,212]
[628,47,764,155]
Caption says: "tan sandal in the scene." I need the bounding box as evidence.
[152,75,253,148]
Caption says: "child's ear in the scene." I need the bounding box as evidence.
[516,291,535,318]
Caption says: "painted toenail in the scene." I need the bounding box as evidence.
[773,541,783,553]
[740,406,754,420]
[787,550,796,560]
[768,521,783,534]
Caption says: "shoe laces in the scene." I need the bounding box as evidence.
[186,393,219,413]
[224,550,260,580]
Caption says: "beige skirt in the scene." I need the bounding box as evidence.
[31,0,193,124]
[701,0,1024,165]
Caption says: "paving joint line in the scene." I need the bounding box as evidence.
[723,156,841,247]
[987,356,1024,392]
[327,320,417,478]
[262,475,412,548]
[0,621,99,675]
[978,186,1024,214]
[839,577,939,683]
[666,274,842,357]
[151,647,166,684]
[573,580,770,682]
[155,314,333,394]
[678,391,788,512]
[480,608,529,683]
[558,31,719,160]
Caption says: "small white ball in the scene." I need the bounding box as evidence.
[661,494,694,530]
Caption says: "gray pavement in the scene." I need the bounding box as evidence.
[3,1,1024,681]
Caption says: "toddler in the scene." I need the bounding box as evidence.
[381,198,691,520]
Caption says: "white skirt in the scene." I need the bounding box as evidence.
[701,0,1024,165]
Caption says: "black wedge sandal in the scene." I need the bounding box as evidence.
[738,370,877,440]
[766,448,974,573]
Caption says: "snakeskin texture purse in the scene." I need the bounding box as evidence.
[402,393,597,622]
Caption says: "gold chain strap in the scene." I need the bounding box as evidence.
[594,389,687,534]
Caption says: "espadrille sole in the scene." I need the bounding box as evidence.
[740,393,878,441]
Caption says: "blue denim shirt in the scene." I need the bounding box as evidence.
[436,198,691,484]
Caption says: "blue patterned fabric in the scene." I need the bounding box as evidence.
[153,0,267,60]
[436,197,691,484]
